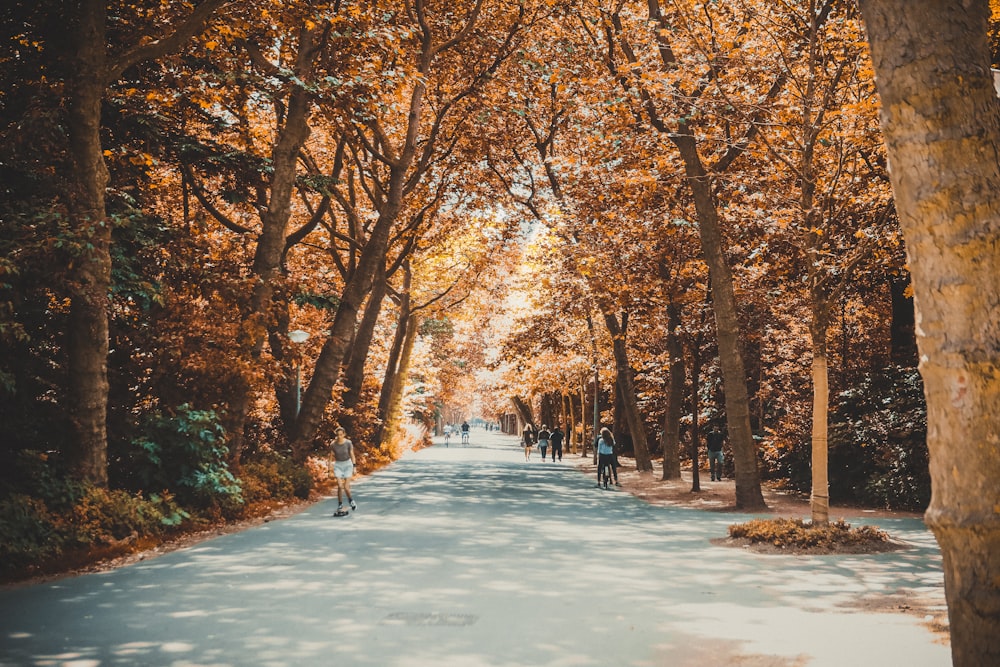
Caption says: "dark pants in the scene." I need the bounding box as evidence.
[550,443,563,461]
[597,453,615,485]
[709,450,724,480]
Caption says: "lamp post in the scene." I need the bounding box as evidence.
[288,330,310,418]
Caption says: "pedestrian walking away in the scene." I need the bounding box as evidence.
[707,427,725,481]
[596,427,616,489]
[537,425,551,461]
[522,423,535,461]
[461,420,471,444]
[549,424,564,462]
[331,426,358,513]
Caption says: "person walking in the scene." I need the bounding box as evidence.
[522,423,535,461]
[331,426,358,512]
[537,425,551,461]
[461,420,470,445]
[549,425,564,462]
[596,427,616,489]
[707,427,725,481]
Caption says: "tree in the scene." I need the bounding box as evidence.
[749,0,893,523]
[290,0,532,455]
[859,1,1000,664]
[51,0,228,485]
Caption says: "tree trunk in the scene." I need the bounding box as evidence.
[859,2,1000,663]
[671,133,767,509]
[889,272,918,366]
[379,313,420,448]
[601,311,653,472]
[341,271,388,426]
[671,131,766,509]
[227,44,316,455]
[510,395,534,428]
[64,0,111,486]
[689,334,702,493]
[809,312,830,525]
[660,304,684,480]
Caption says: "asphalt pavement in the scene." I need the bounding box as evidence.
[0,430,950,666]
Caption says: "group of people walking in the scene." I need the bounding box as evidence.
[520,423,565,461]
[520,422,725,489]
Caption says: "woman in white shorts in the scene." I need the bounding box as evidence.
[331,427,357,512]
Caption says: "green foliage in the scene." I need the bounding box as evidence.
[65,487,185,546]
[129,404,243,510]
[728,518,889,550]
[0,495,61,571]
[0,485,188,578]
[772,365,929,511]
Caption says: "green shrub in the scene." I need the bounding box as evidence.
[0,494,62,571]
[66,487,187,546]
[773,365,929,511]
[130,404,243,510]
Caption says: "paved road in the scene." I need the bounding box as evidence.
[0,431,950,667]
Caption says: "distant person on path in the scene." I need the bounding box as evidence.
[549,425,564,462]
[461,420,470,444]
[331,427,358,512]
[596,427,616,489]
[522,423,535,460]
[537,425,551,460]
[707,427,725,481]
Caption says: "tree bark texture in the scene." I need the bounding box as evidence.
[660,304,684,480]
[65,0,111,486]
[809,317,830,525]
[511,395,534,429]
[671,131,766,509]
[689,332,702,493]
[379,313,419,449]
[859,2,1000,664]
[343,272,387,406]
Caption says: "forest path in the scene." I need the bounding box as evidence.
[0,430,948,667]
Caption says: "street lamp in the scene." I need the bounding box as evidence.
[288,330,310,417]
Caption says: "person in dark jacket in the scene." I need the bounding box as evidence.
[707,428,725,481]
[549,425,565,462]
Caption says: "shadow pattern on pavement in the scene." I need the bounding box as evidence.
[0,432,949,667]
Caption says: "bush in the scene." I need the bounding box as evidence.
[66,487,187,546]
[129,404,243,511]
[772,364,930,511]
[0,485,190,578]
[240,454,313,504]
[0,494,62,571]
[729,517,889,550]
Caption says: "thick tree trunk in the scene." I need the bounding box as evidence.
[672,131,766,509]
[511,395,534,428]
[291,175,404,458]
[341,272,388,433]
[64,1,111,486]
[601,311,653,472]
[859,2,1000,664]
[660,304,684,480]
[230,79,313,450]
